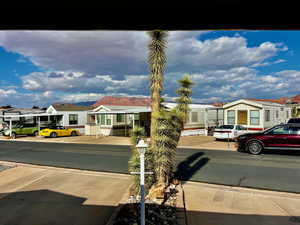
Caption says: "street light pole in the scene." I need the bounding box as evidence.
[140,149,145,225]
[135,139,148,225]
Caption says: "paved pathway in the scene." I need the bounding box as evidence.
[0,164,131,225]
[181,182,300,225]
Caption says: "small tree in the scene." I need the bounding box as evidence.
[150,75,194,193]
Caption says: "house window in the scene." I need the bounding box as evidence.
[250,110,260,125]
[227,110,235,125]
[191,112,198,123]
[276,110,279,118]
[265,110,270,122]
[287,110,289,118]
[117,114,125,123]
[69,114,78,125]
[100,114,105,125]
[106,115,112,125]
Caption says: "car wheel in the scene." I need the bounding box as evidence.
[11,132,16,139]
[247,140,263,155]
[33,131,39,136]
[71,131,77,136]
[50,132,57,138]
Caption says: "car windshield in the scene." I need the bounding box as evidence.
[217,125,234,129]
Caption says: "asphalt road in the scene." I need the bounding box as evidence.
[0,140,300,193]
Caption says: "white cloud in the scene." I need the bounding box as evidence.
[0,31,286,76]
[21,71,149,95]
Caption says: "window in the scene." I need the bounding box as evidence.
[100,114,105,125]
[276,110,279,118]
[117,114,125,123]
[265,110,270,122]
[106,115,112,125]
[227,110,235,125]
[250,110,260,125]
[289,126,300,135]
[268,125,289,135]
[69,114,78,125]
[191,112,198,123]
[217,125,234,129]
[287,110,289,119]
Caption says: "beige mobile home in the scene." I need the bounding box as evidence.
[223,99,291,131]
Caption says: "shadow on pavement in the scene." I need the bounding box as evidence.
[0,189,115,225]
[0,189,298,225]
[174,152,209,183]
[262,149,300,156]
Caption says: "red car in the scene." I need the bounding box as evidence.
[236,123,300,155]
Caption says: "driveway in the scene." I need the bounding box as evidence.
[0,163,131,225]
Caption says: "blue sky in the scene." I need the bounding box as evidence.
[0,30,300,107]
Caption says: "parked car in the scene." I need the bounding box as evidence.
[213,124,248,140]
[3,123,39,139]
[236,123,300,155]
[39,125,79,138]
[287,118,300,123]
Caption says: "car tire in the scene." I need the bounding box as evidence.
[11,132,16,139]
[71,131,77,136]
[247,140,263,155]
[33,131,39,136]
[50,132,57,138]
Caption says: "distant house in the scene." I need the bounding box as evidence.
[223,99,291,131]
[0,107,46,126]
[46,104,94,134]
[86,96,224,136]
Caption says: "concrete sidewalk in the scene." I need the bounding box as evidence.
[0,162,131,225]
[180,181,300,225]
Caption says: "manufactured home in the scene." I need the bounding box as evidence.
[223,99,292,131]
[85,96,224,136]
[47,104,94,134]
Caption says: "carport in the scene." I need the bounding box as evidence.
[0,113,64,138]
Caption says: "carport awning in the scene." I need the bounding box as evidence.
[0,113,63,118]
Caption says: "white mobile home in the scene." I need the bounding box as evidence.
[47,104,94,134]
[223,99,291,131]
[86,102,224,137]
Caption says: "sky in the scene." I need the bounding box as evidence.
[0,30,300,107]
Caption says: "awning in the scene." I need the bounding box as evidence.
[0,113,63,118]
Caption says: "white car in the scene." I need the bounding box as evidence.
[213,125,248,140]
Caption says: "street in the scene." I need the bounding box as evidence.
[0,140,300,193]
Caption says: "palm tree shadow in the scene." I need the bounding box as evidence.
[174,152,209,184]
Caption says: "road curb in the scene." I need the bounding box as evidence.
[0,160,131,179]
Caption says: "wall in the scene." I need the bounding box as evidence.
[60,111,89,134]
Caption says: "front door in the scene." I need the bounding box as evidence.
[238,111,248,125]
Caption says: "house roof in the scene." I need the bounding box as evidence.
[51,104,94,111]
[163,102,215,109]
[223,99,286,109]
[92,96,151,107]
